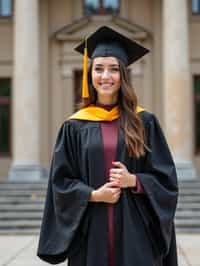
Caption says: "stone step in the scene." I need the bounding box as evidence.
[179,181,200,185]
[179,184,200,188]
[0,197,44,204]
[175,214,200,219]
[177,203,200,210]
[0,212,43,220]
[0,191,46,197]
[180,193,200,198]
[0,204,44,211]
[175,219,200,227]
[177,197,200,203]
[0,181,199,189]
[179,187,200,191]
[178,191,200,195]
[0,220,41,229]
[179,183,200,187]
[175,228,200,234]
[178,179,200,183]
[178,181,200,186]
[0,188,199,196]
[0,228,40,235]
[176,209,200,215]
[0,182,47,190]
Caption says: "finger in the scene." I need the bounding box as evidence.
[114,190,121,195]
[109,168,123,174]
[114,191,121,199]
[112,161,125,169]
[111,188,121,194]
[106,181,120,187]
[109,177,117,182]
[109,176,120,181]
[110,173,121,179]
[110,182,121,188]
[109,178,121,186]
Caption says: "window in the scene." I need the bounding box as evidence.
[194,76,200,154]
[192,0,200,14]
[0,0,12,17]
[84,0,119,16]
[0,78,11,156]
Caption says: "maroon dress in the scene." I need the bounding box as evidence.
[99,103,144,266]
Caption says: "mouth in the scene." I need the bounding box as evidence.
[99,82,114,87]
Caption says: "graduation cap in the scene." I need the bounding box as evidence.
[74,26,149,98]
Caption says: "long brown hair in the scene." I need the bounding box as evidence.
[79,59,147,158]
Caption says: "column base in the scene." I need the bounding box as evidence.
[175,160,198,180]
[9,164,48,182]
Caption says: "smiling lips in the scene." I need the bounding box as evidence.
[99,82,114,88]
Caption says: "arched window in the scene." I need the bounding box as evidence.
[84,0,120,16]
[0,0,12,17]
[192,0,200,14]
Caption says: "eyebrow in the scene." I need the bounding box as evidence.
[94,64,119,67]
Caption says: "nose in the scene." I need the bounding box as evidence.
[101,69,110,79]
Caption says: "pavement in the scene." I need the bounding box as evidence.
[0,234,199,266]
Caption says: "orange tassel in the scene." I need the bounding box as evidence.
[82,39,89,98]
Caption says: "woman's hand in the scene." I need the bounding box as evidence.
[109,161,136,188]
[90,181,121,203]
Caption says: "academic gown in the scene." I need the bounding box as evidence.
[37,110,178,266]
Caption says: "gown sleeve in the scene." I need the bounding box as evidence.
[135,113,178,258]
[37,121,93,264]
[131,175,144,193]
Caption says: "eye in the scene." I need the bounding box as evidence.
[94,67,103,72]
[110,68,119,72]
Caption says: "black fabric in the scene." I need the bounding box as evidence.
[91,42,128,65]
[74,26,149,66]
[37,111,178,266]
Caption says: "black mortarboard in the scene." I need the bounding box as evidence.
[75,26,149,66]
[74,26,149,98]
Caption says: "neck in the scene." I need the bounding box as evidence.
[97,95,118,106]
[96,101,117,111]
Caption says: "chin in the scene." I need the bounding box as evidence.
[99,89,115,95]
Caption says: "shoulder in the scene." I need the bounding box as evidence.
[139,111,167,142]
[138,110,158,127]
[63,118,99,132]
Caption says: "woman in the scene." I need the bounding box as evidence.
[37,26,178,266]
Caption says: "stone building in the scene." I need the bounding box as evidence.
[0,0,200,181]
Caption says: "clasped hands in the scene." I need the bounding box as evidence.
[90,161,136,204]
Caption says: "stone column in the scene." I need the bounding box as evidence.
[61,67,74,118]
[9,0,45,181]
[163,0,197,178]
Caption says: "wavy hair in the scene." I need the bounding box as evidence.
[79,59,147,158]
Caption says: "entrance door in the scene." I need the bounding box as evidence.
[74,70,82,111]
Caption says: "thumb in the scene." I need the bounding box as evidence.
[112,161,126,169]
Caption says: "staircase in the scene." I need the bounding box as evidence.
[0,179,200,234]
[175,179,200,233]
[0,181,47,235]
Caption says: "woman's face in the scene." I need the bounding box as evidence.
[91,57,121,103]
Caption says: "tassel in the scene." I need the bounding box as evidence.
[82,38,89,98]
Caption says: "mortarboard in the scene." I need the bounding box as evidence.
[74,26,149,98]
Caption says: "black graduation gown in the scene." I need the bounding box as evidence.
[37,111,178,266]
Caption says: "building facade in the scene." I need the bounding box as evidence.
[0,0,200,181]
